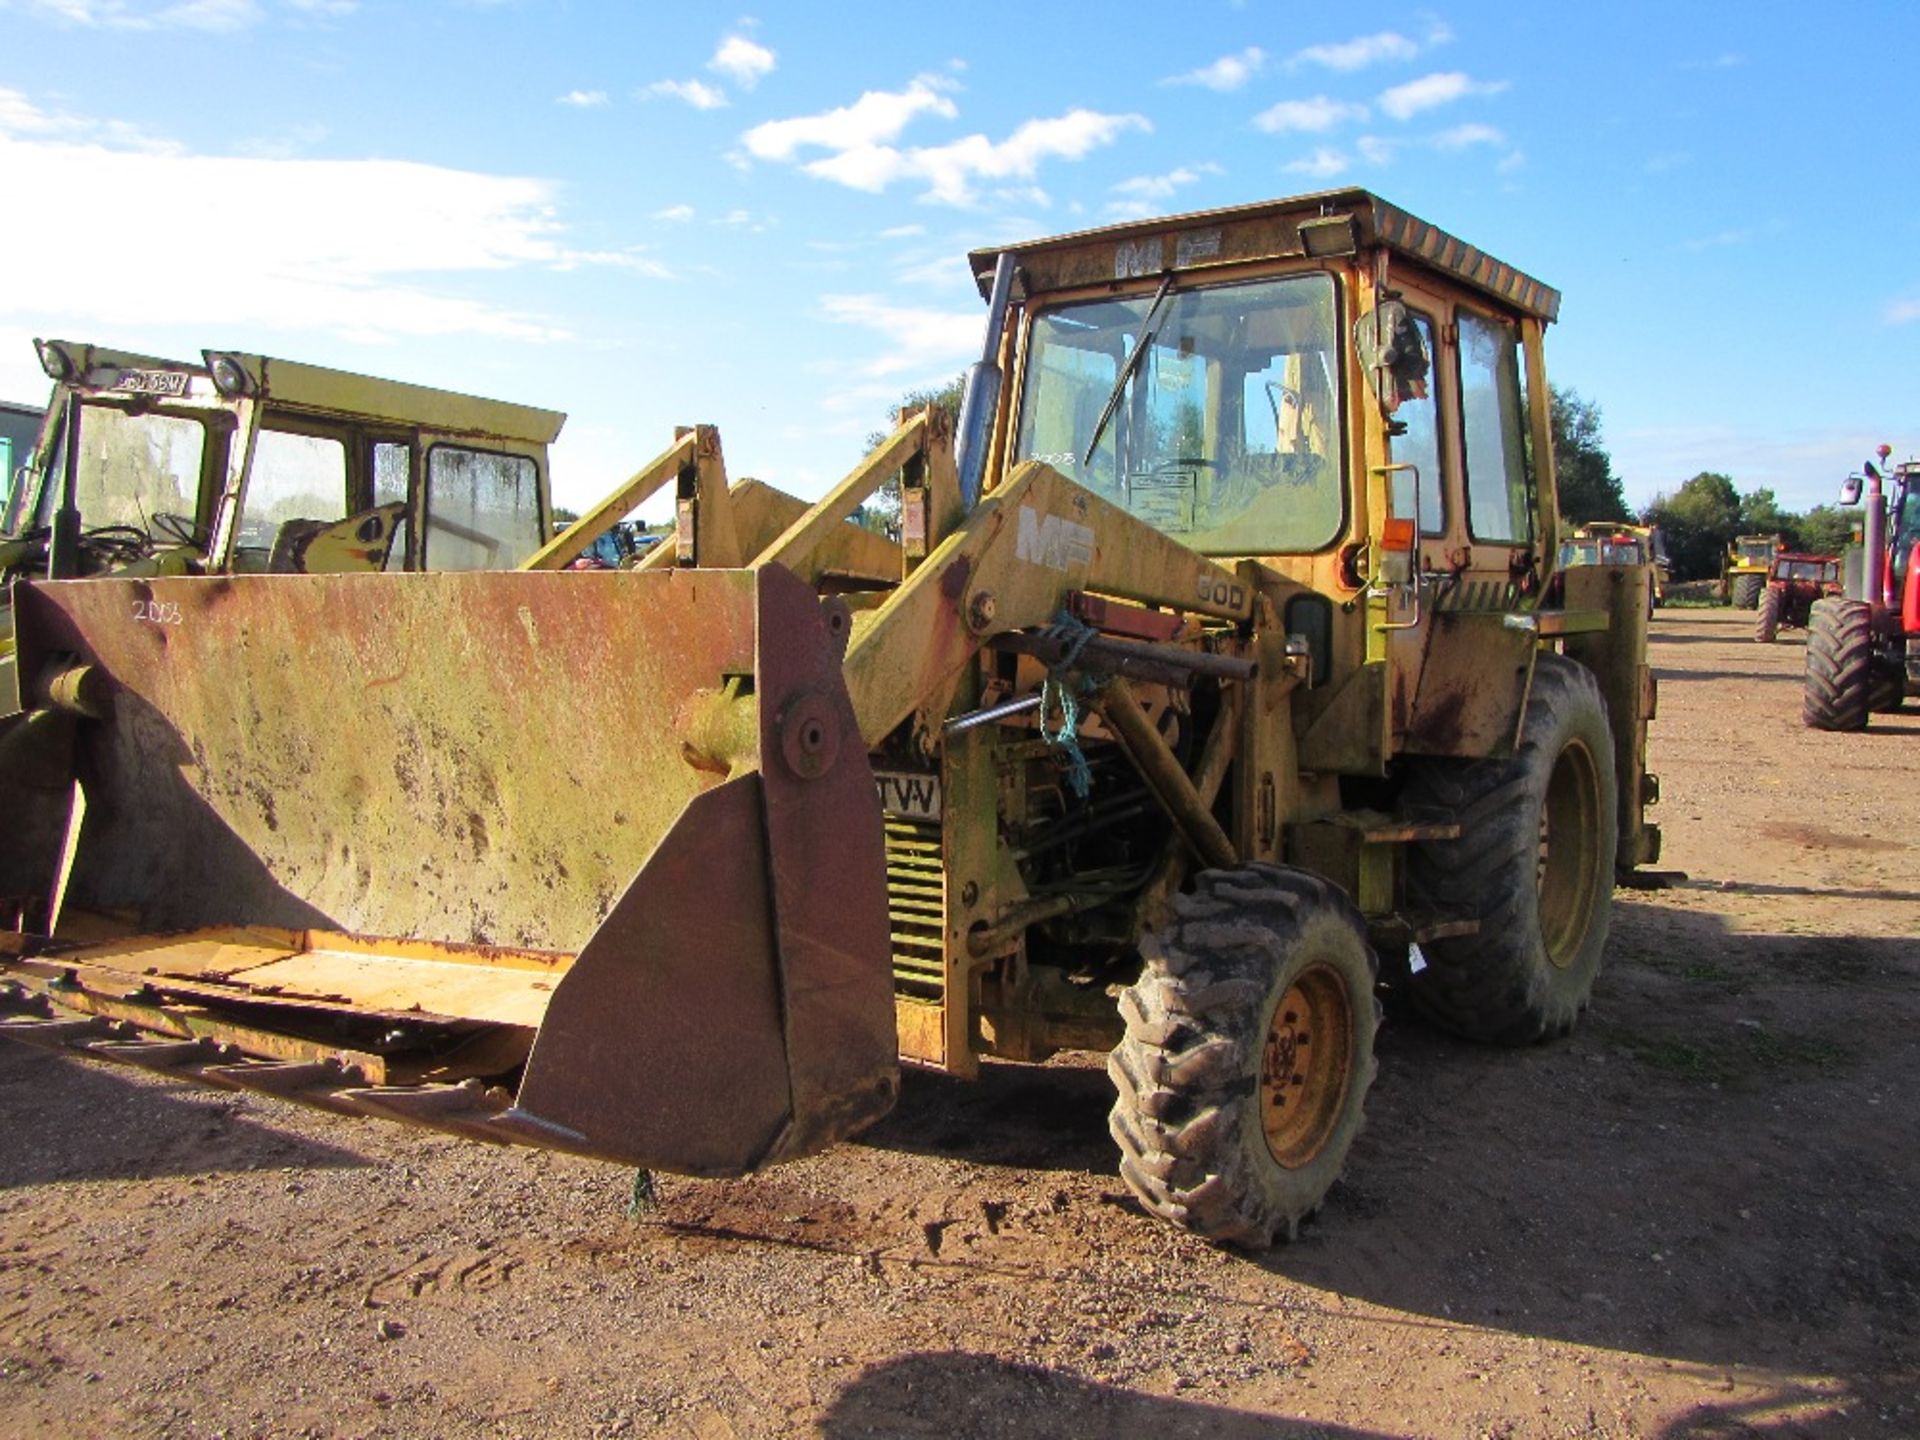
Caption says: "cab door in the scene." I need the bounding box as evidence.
[1396,296,1542,759]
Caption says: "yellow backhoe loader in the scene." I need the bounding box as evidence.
[1,341,564,711]
[0,191,1659,1247]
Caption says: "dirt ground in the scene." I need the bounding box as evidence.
[2,605,1916,1439]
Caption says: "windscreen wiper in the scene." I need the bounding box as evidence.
[1081,273,1177,469]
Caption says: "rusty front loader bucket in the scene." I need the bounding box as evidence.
[0,563,896,1175]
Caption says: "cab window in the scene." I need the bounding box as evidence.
[1016,272,1344,555]
[237,429,348,558]
[423,446,541,570]
[1388,310,1444,535]
[374,440,413,571]
[45,403,206,536]
[1457,310,1532,544]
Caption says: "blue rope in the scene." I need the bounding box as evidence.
[1037,610,1097,799]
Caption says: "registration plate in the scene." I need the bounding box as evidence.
[874,770,941,822]
[111,368,191,397]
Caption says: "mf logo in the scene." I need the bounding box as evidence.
[1015,505,1095,573]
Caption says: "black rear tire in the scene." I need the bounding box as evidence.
[1400,655,1618,1044]
[1731,573,1764,609]
[1109,866,1378,1248]
[1803,598,1873,731]
[1754,587,1781,642]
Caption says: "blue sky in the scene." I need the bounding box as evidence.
[2,1,1915,517]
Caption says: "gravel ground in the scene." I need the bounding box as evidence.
[1,605,1915,1439]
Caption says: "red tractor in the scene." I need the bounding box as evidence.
[1755,551,1842,642]
[1803,445,1919,728]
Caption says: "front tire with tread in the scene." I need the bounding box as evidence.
[1754,587,1781,642]
[1401,654,1618,1045]
[1731,573,1764,609]
[1803,598,1873,732]
[1109,866,1379,1249]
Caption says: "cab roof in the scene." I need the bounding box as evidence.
[36,339,565,446]
[968,188,1560,324]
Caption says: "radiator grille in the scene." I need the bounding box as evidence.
[884,817,945,1002]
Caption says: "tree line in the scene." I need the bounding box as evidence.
[1551,387,1857,581]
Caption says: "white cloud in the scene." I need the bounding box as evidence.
[1432,122,1504,150]
[708,34,775,90]
[1497,149,1526,174]
[1378,71,1508,121]
[1283,147,1349,179]
[1112,163,1219,201]
[1107,164,1219,219]
[817,294,980,379]
[0,86,177,152]
[287,0,357,14]
[646,79,728,110]
[1163,47,1266,92]
[1355,135,1400,165]
[1291,31,1418,72]
[751,82,1148,207]
[652,203,695,222]
[1254,96,1367,134]
[0,86,661,350]
[880,224,925,239]
[741,77,958,162]
[1645,150,1690,174]
[858,110,1148,206]
[557,89,608,109]
[1888,299,1920,325]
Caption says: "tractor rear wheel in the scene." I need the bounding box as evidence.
[1731,573,1763,609]
[1803,598,1873,731]
[1109,865,1378,1248]
[1754,587,1781,642]
[1401,654,1618,1044]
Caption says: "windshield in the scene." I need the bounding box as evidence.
[30,403,205,537]
[1014,272,1343,555]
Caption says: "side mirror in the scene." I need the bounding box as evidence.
[1840,475,1863,506]
[1354,301,1430,415]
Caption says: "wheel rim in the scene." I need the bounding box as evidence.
[1537,737,1603,968]
[1259,963,1353,1168]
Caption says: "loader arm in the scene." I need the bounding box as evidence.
[842,460,1255,747]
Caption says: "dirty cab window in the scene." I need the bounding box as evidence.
[1016,273,1343,555]
[424,446,540,570]
[374,441,412,571]
[39,404,205,536]
[1458,311,1532,544]
[238,430,348,559]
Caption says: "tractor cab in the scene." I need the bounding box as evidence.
[2,341,565,710]
[5,341,562,584]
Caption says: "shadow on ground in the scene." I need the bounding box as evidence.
[818,1351,1396,1439]
[849,899,1918,1397]
[0,1043,370,1188]
[1264,899,1917,1387]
